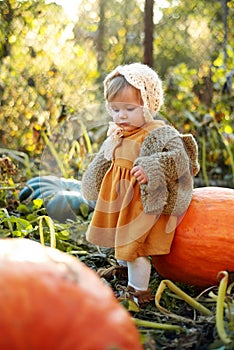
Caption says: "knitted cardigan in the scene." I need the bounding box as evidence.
[81,125,200,217]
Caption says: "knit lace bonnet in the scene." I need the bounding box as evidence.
[104,63,164,121]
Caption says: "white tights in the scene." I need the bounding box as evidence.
[118,257,151,291]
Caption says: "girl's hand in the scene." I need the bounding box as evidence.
[131,165,148,184]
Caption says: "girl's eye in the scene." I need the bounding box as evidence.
[127,108,135,112]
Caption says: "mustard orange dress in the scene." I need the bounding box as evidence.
[86,121,176,261]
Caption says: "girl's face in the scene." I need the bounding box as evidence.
[108,86,145,132]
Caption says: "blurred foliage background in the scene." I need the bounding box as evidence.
[0,0,233,185]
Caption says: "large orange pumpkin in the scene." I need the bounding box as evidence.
[152,187,234,288]
[0,238,142,350]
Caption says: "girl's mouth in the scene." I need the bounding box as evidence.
[119,122,129,127]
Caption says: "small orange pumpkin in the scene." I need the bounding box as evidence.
[152,187,234,288]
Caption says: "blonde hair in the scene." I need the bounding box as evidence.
[105,75,141,102]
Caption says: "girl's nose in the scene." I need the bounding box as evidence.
[119,110,127,119]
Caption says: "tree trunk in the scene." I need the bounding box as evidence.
[221,0,228,67]
[96,0,105,79]
[144,0,154,67]
[0,0,14,59]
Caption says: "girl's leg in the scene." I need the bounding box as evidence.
[127,256,151,291]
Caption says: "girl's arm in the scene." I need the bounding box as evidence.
[134,126,199,191]
[134,126,199,216]
[81,147,112,200]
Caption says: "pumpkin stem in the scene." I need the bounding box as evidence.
[155,279,212,322]
[216,271,232,345]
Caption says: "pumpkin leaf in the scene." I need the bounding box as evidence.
[32,198,44,210]
[2,216,33,237]
[56,229,70,240]
[17,203,30,214]
[12,230,26,237]
[15,218,33,232]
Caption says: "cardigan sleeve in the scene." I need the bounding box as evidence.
[134,126,199,216]
[81,145,112,201]
[134,126,191,188]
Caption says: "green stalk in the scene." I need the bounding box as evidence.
[39,216,45,246]
[38,215,56,248]
[216,271,232,345]
[155,279,212,321]
[80,120,92,154]
[0,208,14,233]
[213,119,234,180]
[201,135,209,186]
[68,140,81,160]
[133,318,183,332]
[41,132,68,178]
[227,282,234,295]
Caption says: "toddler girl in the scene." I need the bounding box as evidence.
[82,63,199,307]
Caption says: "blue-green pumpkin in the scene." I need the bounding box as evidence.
[19,176,95,222]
